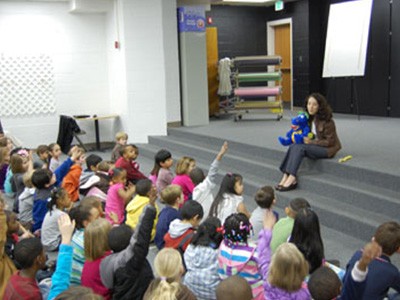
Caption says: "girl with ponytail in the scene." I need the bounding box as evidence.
[144,248,196,300]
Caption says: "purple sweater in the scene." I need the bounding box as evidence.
[257,229,311,300]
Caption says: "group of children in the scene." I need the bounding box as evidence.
[0,131,399,300]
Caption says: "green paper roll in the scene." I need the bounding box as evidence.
[237,72,282,82]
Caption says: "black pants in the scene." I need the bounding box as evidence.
[279,144,329,176]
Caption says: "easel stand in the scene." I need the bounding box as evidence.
[349,77,361,120]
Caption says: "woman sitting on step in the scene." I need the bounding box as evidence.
[276,93,341,191]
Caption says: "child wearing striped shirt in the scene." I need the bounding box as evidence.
[218,213,264,300]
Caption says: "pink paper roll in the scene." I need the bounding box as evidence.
[234,86,281,97]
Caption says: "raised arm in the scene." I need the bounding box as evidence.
[47,214,76,300]
[100,192,157,289]
[341,242,382,300]
[257,210,276,280]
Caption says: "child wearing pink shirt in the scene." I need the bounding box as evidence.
[105,168,135,225]
[172,156,196,203]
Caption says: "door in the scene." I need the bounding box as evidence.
[274,24,292,103]
[206,27,219,116]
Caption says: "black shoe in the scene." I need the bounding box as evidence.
[278,182,298,192]
[274,184,283,190]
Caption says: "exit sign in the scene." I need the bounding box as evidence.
[275,0,284,11]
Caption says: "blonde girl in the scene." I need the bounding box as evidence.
[49,143,62,172]
[81,218,112,299]
[258,210,310,299]
[41,187,72,251]
[105,167,135,225]
[143,248,196,300]
[171,156,196,203]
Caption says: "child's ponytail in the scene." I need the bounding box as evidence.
[151,278,180,300]
[47,187,68,214]
[148,248,183,300]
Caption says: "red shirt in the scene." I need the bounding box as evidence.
[164,228,194,252]
[115,157,147,183]
[3,271,42,300]
[81,251,112,300]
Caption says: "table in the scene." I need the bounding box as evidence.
[74,114,119,151]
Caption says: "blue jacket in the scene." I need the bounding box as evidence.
[345,250,400,299]
[154,206,180,250]
[48,244,74,300]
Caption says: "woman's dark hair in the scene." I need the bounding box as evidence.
[223,213,252,245]
[209,173,242,218]
[47,187,68,214]
[151,149,172,176]
[191,217,223,249]
[289,208,324,274]
[305,93,333,122]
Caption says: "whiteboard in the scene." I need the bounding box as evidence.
[322,0,373,78]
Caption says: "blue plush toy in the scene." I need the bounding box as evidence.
[278,112,313,146]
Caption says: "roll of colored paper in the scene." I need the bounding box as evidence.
[237,72,282,82]
[233,55,282,67]
[234,86,281,97]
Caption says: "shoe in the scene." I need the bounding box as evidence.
[278,182,298,192]
[274,184,283,190]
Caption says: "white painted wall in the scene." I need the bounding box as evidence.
[162,0,181,124]
[116,0,172,142]
[0,1,111,147]
[0,0,182,147]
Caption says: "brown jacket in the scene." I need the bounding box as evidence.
[310,118,341,158]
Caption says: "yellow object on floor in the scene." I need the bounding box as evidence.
[338,155,353,163]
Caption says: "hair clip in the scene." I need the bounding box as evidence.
[216,226,224,233]
[226,172,232,177]
[17,149,29,157]
[109,169,114,177]
[160,277,167,281]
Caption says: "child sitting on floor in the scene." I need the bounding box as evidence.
[155,184,183,250]
[62,147,85,203]
[209,173,251,223]
[250,186,279,242]
[41,187,72,252]
[171,156,196,203]
[184,216,223,299]
[34,145,50,169]
[270,197,310,253]
[3,237,47,300]
[111,131,128,163]
[258,210,310,300]
[154,149,174,192]
[344,221,400,299]
[126,179,159,240]
[216,275,253,300]
[102,199,157,299]
[48,143,62,172]
[143,248,196,300]
[218,213,263,300]
[164,200,203,252]
[115,144,147,184]
[18,171,35,231]
[105,168,135,225]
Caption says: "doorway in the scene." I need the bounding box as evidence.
[267,18,293,110]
